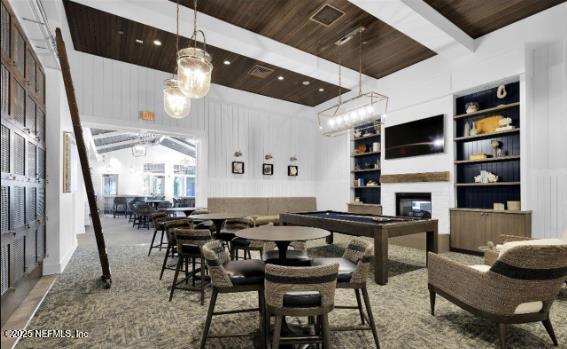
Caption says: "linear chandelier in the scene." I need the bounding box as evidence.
[318,28,388,136]
[163,0,191,119]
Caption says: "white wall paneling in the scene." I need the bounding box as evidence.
[525,39,567,239]
[68,50,319,206]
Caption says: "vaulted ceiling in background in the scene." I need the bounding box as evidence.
[176,0,436,79]
[90,128,196,157]
[424,0,565,38]
[63,0,347,107]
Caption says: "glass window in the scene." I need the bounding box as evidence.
[144,175,165,196]
[103,174,118,195]
[173,176,184,197]
[185,177,195,197]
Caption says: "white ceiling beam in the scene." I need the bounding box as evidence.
[97,138,140,150]
[72,0,375,90]
[348,0,475,58]
[92,130,133,140]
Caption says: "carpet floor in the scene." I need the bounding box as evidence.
[17,219,567,349]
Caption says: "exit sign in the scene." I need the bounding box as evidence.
[139,111,155,121]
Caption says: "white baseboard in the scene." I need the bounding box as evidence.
[42,240,78,275]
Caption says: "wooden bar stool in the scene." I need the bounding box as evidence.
[169,228,211,304]
[159,218,191,280]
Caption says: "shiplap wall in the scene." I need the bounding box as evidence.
[526,40,567,238]
[68,51,318,205]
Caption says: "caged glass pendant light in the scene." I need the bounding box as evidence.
[164,0,191,118]
[177,0,213,98]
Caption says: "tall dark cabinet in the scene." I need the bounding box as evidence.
[450,81,531,253]
[1,0,47,325]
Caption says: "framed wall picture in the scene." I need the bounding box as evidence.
[288,165,298,177]
[232,161,245,174]
[263,163,273,176]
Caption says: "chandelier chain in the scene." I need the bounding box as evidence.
[176,0,180,53]
[359,29,362,96]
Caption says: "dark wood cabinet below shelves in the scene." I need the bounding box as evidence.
[450,209,531,253]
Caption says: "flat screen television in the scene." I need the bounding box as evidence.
[385,114,444,159]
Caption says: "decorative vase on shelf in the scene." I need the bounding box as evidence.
[469,122,478,136]
[465,102,480,114]
[463,121,471,137]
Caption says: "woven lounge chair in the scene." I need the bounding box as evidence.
[428,239,567,348]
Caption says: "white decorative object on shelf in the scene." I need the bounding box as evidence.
[497,84,507,99]
[474,170,499,183]
[495,117,514,132]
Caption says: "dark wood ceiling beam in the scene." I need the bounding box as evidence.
[63,0,349,107]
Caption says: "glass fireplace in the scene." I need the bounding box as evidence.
[396,193,432,219]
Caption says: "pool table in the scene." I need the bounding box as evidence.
[279,210,438,285]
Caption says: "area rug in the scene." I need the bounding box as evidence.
[18,234,567,348]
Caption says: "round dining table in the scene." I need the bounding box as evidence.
[164,206,202,217]
[236,225,330,264]
[189,213,247,236]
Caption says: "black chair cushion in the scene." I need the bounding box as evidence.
[231,237,251,247]
[226,259,266,286]
[194,220,214,230]
[180,244,201,255]
[217,230,237,242]
[262,250,311,263]
[311,257,356,283]
[283,291,322,308]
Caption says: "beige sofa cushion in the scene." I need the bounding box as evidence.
[267,197,316,215]
[207,197,316,217]
[208,197,268,215]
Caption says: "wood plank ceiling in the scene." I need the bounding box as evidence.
[62,0,348,107]
[177,0,436,79]
[424,0,565,38]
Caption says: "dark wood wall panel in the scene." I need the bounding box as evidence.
[176,0,436,79]
[425,0,565,38]
[63,0,349,107]
[1,0,46,327]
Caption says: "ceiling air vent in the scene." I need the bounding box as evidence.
[248,64,275,79]
[310,4,345,27]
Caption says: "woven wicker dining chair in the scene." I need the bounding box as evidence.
[200,240,267,349]
[159,218,192,280]
[169,228,211,304]
[262,241,311,266]
[217,217,255,253]
[311,238,381,348]
[428,240,567,349]
[265,263,340,348]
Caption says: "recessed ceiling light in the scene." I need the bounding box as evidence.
[319,88,325,92]
[277,76,284,81]
[223,60,231,65]
[135,39,143,44]
[153,40,162,46]
[302,80,310,86]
